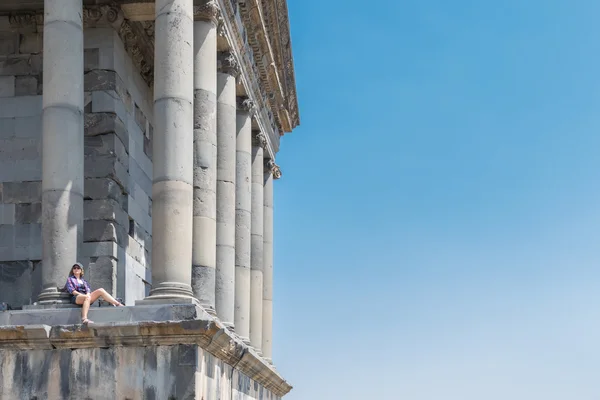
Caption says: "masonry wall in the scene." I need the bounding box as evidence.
[0,23,154,308]
[0,344,281,400]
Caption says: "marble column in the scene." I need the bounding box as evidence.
[146,0,195,300]
[215,51,239,328]
[250,132,266,352]
[262,160,280,361]
[191,2,219,313]
[38,0,84,303]
[234,98,253,343]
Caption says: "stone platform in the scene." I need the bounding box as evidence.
[0,304,291,399]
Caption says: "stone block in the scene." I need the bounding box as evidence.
[84,69,120,92]
[91,90,127,124]
[1,181,41,203]
[84,48,100,71]
[14,223,41,247]
[126,235,147,265]
[0,32,18,55]
[84,178,123,203]
[0,204,15,225]
[84,155,129,193]
[0,75,15,97]
[0,116,15,138]
[19,33,42,54]
[84,220,127,245]
[0,159,41,182]
[14,115,41,138]
[129,220,151,249]
[130,138,152,181]
[0,261,39,308]
[87,256,117,296]
[134,103,147,133]
[127,195,151,234]
[14,203,41,224]
[129,159,152,198]
[81,241,119,258]
[0,224,14,247]
[84,112,128,151]
[14,76,38,96]
[85,133,128,166]
[0,95,42,118]
[0,137,39,160]
[0,55,42,76]
[84,198,129,229]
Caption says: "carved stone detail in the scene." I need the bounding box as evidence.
[193,0,220,24]
[252,132,268,149]
[237,97,256,114]
[218,51,240,77]
[266,160,282,180]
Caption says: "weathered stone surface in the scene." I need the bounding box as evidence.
[84,178,123,204]
[0,32,18,55]
[85,133,128,166]
[84,198,129,229]
[0,55,42,76]
[14,203,41,224]
[84,48,100,71]
[14,75,38,96]
[0,76,15,97]
[1,181,41,203]
[84,155,129,192]
[84,69,120,92]
[0,204,15,225]
[0,137,39,160]
[19,33,42,54]
[84,220,127,244]
[86,256,117,296]
[0,260,42,308]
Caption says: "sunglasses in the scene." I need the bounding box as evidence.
[72,266,82,270]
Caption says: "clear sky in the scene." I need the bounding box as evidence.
[271,1,600,399]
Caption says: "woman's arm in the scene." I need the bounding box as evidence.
[66,277,76,295]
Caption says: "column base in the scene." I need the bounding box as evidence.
[37,288,71,305]
[223,322,235,331]
[144,281,195,301]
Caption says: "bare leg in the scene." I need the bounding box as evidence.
[90,288,123,306]
[76,295,92,323]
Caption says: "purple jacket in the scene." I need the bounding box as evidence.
[65,276,91,295]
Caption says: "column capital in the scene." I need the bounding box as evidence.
[266,160,282,180]
[193,0,220,24]
[218,51,240,77]
[237,97,256,115]
[252,131,268,149]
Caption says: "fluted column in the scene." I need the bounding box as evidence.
[215,51,239,328]
[250,132,266,352]
[38,0,84,304]
[191,2,219,313]
[262,160,280,361]
[234,98,254,343]
[146,0,195,300]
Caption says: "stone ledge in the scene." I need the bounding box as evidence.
[0,303,292,396]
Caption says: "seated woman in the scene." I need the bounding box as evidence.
[65,262,124,324]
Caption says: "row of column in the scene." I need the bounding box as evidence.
[39,0,278,359]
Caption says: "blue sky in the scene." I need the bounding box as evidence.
[271,1,600,399]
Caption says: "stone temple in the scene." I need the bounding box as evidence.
[0,0,299,398]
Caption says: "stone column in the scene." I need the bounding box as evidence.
[38,0,84,303]
[262,160,280,361]
[250,132,266,352]
[215,51,239,328]
[191,2,219,313]
[146,0,195,300]
[234,97,254,343]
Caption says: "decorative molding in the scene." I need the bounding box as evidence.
[217,51,240,77]
[193,0,220,24]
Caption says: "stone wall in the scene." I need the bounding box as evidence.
[0,344,281,400]
[0,24,154,308]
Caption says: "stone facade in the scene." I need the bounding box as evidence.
[0,0,298,397]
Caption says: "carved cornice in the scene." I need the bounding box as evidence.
[252,132,268,149]
[193,0,220,24]
[236,97,256,114]
[217,51,240,77]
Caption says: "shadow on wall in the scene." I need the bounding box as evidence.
[0,26,155,309]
